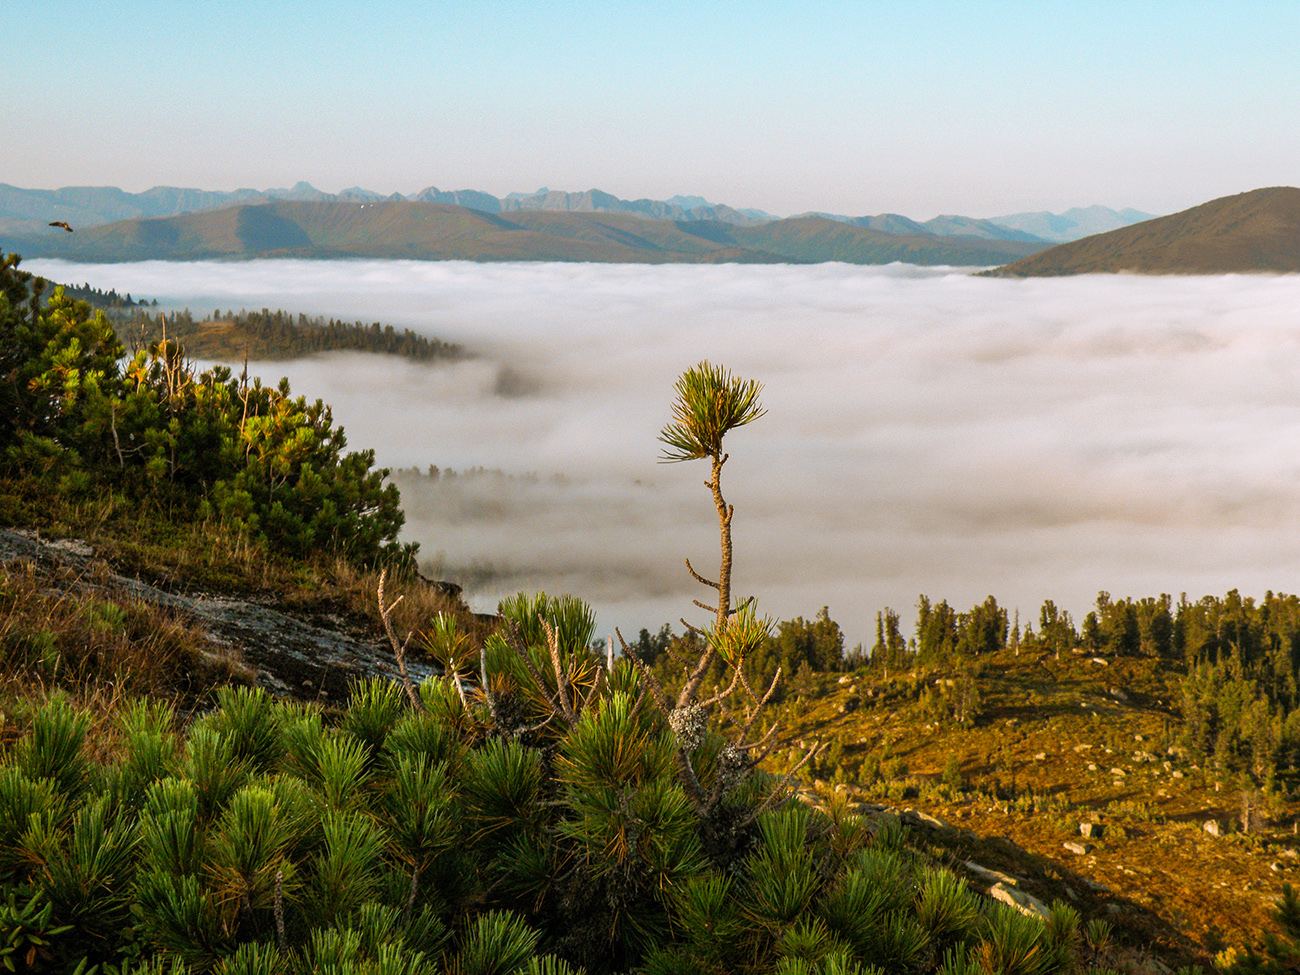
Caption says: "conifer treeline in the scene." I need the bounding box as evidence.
[124,306,463,362]
[863,590,1300,781]
[61,280,157,311]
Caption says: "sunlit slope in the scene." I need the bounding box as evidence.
[4,200,1050,264]
[989,186,1300,275]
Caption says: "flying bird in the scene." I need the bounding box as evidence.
[48,221,73,232]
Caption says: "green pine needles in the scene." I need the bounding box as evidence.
[0,254,411,569]
[657,361,766,466]
[0,663,1128,975]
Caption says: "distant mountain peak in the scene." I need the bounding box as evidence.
[986,205,1157,243]
[665,194,713,210]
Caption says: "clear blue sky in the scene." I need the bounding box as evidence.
[8,0,1299,218]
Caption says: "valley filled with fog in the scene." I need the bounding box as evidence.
[32,258,1300,649]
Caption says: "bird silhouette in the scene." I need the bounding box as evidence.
[48,221,73,232]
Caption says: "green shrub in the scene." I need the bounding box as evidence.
[0,629,1094,975]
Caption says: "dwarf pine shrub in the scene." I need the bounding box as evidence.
[0,598,1107,975]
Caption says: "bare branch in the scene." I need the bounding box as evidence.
[394,630,422,712]
[614,627,633,656]
[698,659,743,708]
[522,712,559,736]
[679,618,706,638]
[684,558,719,591]
[627,653,672,715]
[675,748,708,814]
[734,661,763,706]
[715,699,743,731]
[378,569,425,712]
[747,739,826,823]
[662,640,692,669]
[737,721,781,752]
[579,665,607,714]
[445,658,471,713]
[737,666,782,740]
[502,622,568,722]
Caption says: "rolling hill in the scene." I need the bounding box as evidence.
[987,187,1300,276]
[1,200,1051,265]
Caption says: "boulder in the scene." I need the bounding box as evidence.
[1080,822,1106,839]
[1203,819,1221,837]
[901,809,950,831]
[1063,841,1093,855]
[989,882,1051,920]
[964,861,1021,887]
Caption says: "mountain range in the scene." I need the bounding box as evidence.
[0,200,1052,266]
[0,181,1153,244]
[7,182,1298,274]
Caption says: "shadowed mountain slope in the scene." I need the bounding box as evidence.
[987,187,1300,276]
[732,216,1048,265]
[2,200,1051,265]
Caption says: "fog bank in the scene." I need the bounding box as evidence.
[33,258,1300,647]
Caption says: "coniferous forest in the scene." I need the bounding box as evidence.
[122,307,464,363]
[4,253,1300,974]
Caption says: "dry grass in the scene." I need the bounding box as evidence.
[768,648,1297,963]
[0,471,493,733]
[317,557,496,658]
[0,557,249,735]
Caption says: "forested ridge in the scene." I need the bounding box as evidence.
[123,307,464,363]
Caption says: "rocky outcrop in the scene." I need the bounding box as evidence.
[0,527,438,700]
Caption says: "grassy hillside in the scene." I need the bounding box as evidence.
[766,644,1300,962]
[2,200,1051,265]
[987,187,1300,276]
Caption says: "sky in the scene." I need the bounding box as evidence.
[9,1,1300,218]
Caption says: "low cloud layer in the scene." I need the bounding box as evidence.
[34,258,1300,647]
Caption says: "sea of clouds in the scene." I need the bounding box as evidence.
[31,258,1300,648]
